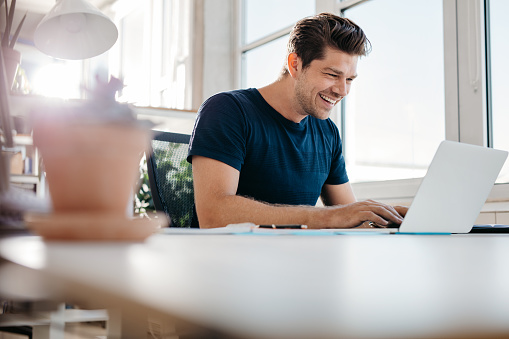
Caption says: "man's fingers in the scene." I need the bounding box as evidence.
[361,201,404,225]
[394,205,409,217]
[330,200,407,229]
[370,200,405,219]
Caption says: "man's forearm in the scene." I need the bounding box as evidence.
[196,194,404,229]
[196,194,327,229]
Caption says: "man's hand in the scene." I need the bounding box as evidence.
[320,200,408,229]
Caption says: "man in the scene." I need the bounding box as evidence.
[187,13,407,229]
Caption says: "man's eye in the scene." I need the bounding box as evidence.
[326,73,337,77]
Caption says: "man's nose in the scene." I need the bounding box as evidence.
[332,79,348,97]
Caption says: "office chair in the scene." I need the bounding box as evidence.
[147,132,195,228]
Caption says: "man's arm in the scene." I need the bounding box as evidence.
[320,182,357,206]
[192,155,405,229]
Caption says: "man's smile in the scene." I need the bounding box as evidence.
[319,93,339,106]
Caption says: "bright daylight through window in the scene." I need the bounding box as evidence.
[242,0,315,89]
[243,35,288,89]
[343,0,445,183]
[489,0,509,183]
[243,0,314,44]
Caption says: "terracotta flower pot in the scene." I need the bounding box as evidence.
[33,120,152,215]
[1,47,21,89]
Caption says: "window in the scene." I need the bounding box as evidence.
[110,0,194,110]
[243,0,315,45]
[242,35,288,89]
[15,42,84,99]
[489,0,509,183]
[343,0,445,183]
[241,0,315,89]
[338,0,509,202]
[116,4,147,104]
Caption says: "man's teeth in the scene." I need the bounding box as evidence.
[320,94,336,105]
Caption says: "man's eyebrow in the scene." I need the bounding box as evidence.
[324,67,358,78]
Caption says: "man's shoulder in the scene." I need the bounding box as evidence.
[207,88,258,103]
[199,88,262,117]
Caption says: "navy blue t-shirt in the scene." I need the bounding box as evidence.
[187,88,348,207]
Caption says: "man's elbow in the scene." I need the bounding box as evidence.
[195,206,228,229]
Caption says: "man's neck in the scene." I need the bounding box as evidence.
[257,77,305,124]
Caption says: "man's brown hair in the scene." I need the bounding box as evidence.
[282,13,371,76]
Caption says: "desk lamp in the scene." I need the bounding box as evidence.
[34,0,118,60]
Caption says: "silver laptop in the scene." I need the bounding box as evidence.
[341,140,508,234]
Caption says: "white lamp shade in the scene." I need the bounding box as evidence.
[34,0,118,60]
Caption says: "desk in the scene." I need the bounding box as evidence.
[2,233,509,339]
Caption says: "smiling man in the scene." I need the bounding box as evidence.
[187,13,407,229]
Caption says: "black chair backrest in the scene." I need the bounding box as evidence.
[147,131,195,228]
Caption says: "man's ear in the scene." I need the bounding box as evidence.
[287,53,300,78]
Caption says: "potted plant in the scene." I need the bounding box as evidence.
[2,0,26,88]
[29,76,168,241]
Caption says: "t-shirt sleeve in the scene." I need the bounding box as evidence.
[187,93,246,171]
[324,123,349,185]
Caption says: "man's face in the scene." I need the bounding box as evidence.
[293,47,359,120]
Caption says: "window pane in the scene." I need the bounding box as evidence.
[343,0,445,183]
[490,0,509,183]
[242,35,288,89]
[120,7,149,105]
[243,0,314,45]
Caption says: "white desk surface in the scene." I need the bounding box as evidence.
[2,233,509,339]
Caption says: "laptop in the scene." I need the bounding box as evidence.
[338,140,508,234]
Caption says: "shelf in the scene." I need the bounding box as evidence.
[13,134,33,145]
[10,174,39,184]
